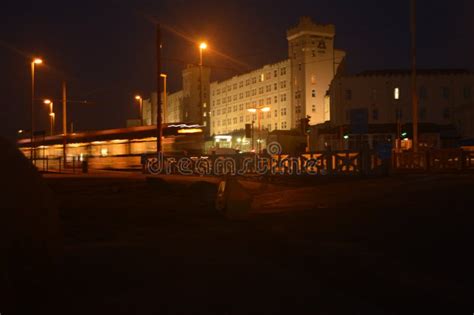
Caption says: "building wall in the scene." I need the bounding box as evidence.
[142,65,210,126]
[209,59,291,135]
[142,17,345,137]
[329,71,474,137]
[287,16,345,127]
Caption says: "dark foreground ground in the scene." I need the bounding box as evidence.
[30,174,474,313]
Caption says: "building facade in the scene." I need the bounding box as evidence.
[143,65,211,127]
[311,69,474,150]
[329,69,474,132]
[142,17,346,138]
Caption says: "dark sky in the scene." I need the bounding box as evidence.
[1,0,472,140]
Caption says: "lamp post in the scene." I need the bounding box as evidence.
[31,58,43,160]
[49,112,55,136]
[44,99,54,136]
[135,95,143,126]
[199,42,207,67]
[161,73,168,123]
[247,106,271,153]
[199,42,207,130]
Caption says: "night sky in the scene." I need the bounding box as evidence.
[1,0,472,141]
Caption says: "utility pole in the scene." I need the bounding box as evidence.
[411,0,418,152]
[31,62,35,160]
[62,81,67,167]
[156,24,163,154]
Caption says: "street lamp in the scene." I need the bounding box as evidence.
[160,73,168,123]
[198,42,208,129]
[135,95,143,126]
[31,58,43,160]
[49,112,55,136]
[247,106,271,152]
[199,42,207,66]
[44,99,54,136]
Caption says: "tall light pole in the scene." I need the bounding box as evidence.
[135,95,143,125]
[199,42,207,131]
[161,73,168,123]
[248,106,271,153]
[156,24,162,154]
[411,0,418,152]
[49,112,55,136]
[62,81,67,167]
[199,42,207,67]
[30,58,43,160]
[44,99,54,136]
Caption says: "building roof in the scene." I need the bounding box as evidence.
[355,69,474,77]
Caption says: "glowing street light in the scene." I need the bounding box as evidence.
[44,99,54,135]
[198,42,208,129]
[31,57,43,159]
[199,42,207,66]
[134,95,143,126]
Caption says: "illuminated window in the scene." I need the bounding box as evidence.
[394,87,400,100]
[311,75,316,85]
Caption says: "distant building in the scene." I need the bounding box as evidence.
[142,17,346,138]
[142,65,211,127]
[312,69,474,150]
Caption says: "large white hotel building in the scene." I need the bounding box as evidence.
[143,17,346,136]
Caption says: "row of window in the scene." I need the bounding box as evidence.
[346,108,453,122]
[212,107,288,120]
[214,109,289,126]
[212,82,288,105]
[213,68,288,96]
[212,94,288,115]
[213,121,288,134]
[345,86,472,101]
